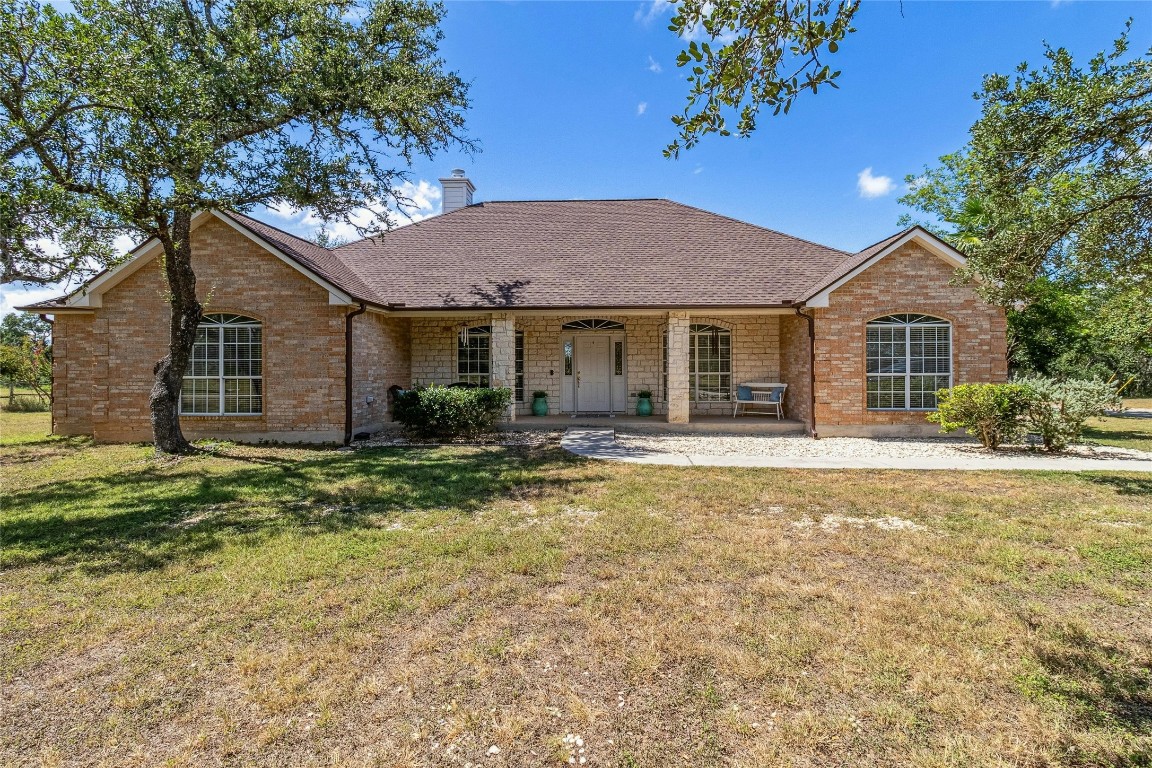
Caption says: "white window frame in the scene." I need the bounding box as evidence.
[866,314,952,411]
[456,325,525,401]
[689,324,732,402]
[180,313,263,416]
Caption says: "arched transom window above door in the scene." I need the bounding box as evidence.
[561,319,624,331]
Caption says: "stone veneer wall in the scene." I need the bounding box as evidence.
[811,242,1008,436]
[52,216,351,443]
[407,313,784,418]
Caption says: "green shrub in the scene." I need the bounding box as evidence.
[391,385,512,438]
[2,394,50,413]
[927,383,1033,450]
[1016,375,1121,452]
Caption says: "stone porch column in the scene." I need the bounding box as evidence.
[489,312,517,421]
[666,311,690,423]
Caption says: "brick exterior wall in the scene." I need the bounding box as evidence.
[48,222,1005,441]
[350,313,411,434]
[811,242,1008,436]
[53,216,356,443]
[50,314,96,436]
[779,313,812,426]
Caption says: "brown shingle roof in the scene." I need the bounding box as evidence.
[331,199,851,309]
[221,211,381,303]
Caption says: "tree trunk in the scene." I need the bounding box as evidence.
[149,208,201,453]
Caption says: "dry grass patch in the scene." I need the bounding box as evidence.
[2,412,1150,766]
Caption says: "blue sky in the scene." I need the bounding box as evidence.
[3,0,1148,315]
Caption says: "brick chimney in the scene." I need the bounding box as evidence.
[439,168,475,214]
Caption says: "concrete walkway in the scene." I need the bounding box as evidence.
[561,428,1152,472]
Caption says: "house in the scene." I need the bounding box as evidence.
[20,171,1007,443]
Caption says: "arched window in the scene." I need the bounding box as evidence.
[866,314,952,410]
[562,319,624,331]
[181,313,262,415]
[456,325,525,400]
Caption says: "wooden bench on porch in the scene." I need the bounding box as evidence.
[732,382,787,419]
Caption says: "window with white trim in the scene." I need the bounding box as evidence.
[181,313,263,415]
[690,324,732,401]
[866,314,952,410]
[456,325,525,401]
[660,324,733,401]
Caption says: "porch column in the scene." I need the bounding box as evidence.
[666,311,690,423]
[489,312,517,422]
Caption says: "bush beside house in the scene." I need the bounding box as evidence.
[392,386,512,438]
[929,378,1121,451]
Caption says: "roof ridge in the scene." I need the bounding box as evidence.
[658,199,851,256]
[851,225,917,256]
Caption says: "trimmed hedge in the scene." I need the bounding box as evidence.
[391,385,512,438]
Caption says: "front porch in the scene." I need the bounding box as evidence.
[500,414,806,434]
[393,309,813,429]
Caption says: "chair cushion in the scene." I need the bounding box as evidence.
[736,385,753,401]
[768,388,783,403]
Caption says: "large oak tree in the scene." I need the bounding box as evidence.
[664,0,859,157]
[1,0,471,452]
[900,26,1152,305]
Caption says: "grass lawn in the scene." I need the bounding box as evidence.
[2,413,1150,767]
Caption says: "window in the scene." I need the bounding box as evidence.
[181,313,262,415]
[562,319,624,331]
[515,331,525,403]
[689,324,732,401]
[457,326,491,387]
[456,325,525,400]
[866,314,952,410]
[661,325,733,401]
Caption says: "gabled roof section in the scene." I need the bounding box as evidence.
[218,211,378,303]
[333,199,852,310]
[802,226,967,308]
[36,209,372,312]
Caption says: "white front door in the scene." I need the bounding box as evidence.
[575,336,612,412]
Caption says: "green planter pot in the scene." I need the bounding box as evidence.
[636,396,653,416]
[531,396,548,416]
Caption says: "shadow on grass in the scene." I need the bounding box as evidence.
[2,443,596,574]
[1084,474,1152,497]
[1028,622,1152,743]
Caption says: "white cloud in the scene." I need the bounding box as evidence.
[857,167,896,199]
[261,179,443,243]
[635,0,674,25]
[0,283,67,318]
[647,55,662,74]
[637,102,648,116]
[693,166,704,175]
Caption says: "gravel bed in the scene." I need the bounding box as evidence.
[351,429,564,449]
[614,431,1151,461]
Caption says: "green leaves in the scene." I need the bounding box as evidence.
[664,0,859,157]
[900,24,1152,307]
[2,0,474,246]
